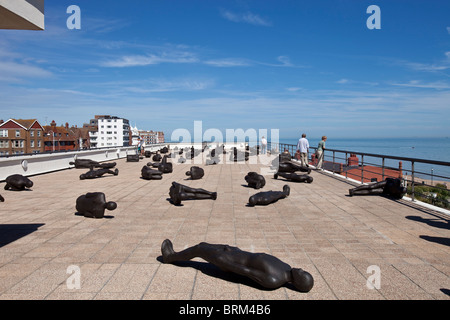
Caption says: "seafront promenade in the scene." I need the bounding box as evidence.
[0,152,449,300]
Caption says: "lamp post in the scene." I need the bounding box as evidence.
[47,130,55,152]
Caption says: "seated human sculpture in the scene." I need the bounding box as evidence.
[159,146,169,154]
[186,166,204,180]
[161,239,314,292]
[178,156,186,163]
[248,185,290,206]
[274,172,313,183]
[349,178,407,199]
[4,174,33,191]
[141,166,163,180]
[169,181,217,206]
[80,168,119,180]
[69,159,116,169]
[158,155,173,173]
[75,192,117,218]
[244,172,266,189]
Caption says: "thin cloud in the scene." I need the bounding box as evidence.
[389,80,450,90]
[220,9,272,26]
[102,51,198,67]
[204,58,251,67]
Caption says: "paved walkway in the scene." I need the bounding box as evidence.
[0,153,449,300]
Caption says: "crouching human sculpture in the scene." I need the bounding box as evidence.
[248,185,290,206]
[169,181,217,206]
[4,174,33,191]
[274,172,313,183]
[348,178,407,199]
[161,239,314,292]
[80,168,119,180]
[186,166,204,180]
[141,166,163,180]
[158,155,173,174]
[244,172,266,189]
[75,192,117,218]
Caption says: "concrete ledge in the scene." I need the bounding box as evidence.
[0,0,44,30]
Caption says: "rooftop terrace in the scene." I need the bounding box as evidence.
[0,153,449,300]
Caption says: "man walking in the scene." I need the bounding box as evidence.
[296,133,309,167]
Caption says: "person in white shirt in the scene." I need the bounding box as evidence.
[261,136,267,154]
[296,133,309,167]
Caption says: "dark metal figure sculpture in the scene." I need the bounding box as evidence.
[248,185,290,206]
[161,239,314,292]
[80,168,119,180]
[169,181,217,206]
[348,178,407,199]
[278,161,311,174]
[244,172,266,189]
[141,166,163,180]
[158,155,173,174]
[4,174,33,191]
[274,172,313,183]
[186,166,204,180]
[152,154,162,162]
[127,154,140,162]
[69,159,116,169]
[75,192,117,218]
[0,194,4,202]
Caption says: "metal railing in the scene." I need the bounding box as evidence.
[269,142,450,210]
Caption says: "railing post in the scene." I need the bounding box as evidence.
[333,151,335,174]
[382,157,385,181]
[345,152,348,179]
[411,161,415,201]
[361,154,364,184]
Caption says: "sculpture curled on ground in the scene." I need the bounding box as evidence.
[274,172,313,183]
[80,168,119,180]
[169,181,217,206]
[186,166,204,180]
[158,155,173,174]
[349,178,407,199]
[248,185,290,206]
[152,154,162,162]
[4,174,33,191]
[141,166,163,180]
[244,172,266,189]
[75,192,117,219]
[277,162,311,174]
[161,239,314,292]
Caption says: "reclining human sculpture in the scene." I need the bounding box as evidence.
[75,192,117,218]
[158,155,173,173]
[274,172,313,183]
[4,174,33,191]
[248,185,290,206]
[277,162,311,174]
[244,172,266,189]
[186,166,204,180]
[80,168,119,180]
[169,181,217,206]
[160,239,314,292]
[348,178,407,199]
[70,159,116,169]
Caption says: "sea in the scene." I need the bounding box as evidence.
[277,137,450,182]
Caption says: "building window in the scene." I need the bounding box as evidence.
[15,130,20,137]
[13,140,24,148]
[0,140,9,148]
[30,140,35,148]
[37,130,41,137]
[0,130,8,137]
[37,140,41,147]
[30,130,34,137]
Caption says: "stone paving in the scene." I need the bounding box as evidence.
[0,153,449,300]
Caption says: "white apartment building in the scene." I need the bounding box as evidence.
[88,115,130,148]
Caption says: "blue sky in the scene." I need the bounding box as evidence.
[0,0,449,141]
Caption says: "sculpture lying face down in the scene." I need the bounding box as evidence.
[277,162,311,174]
[349,178,407,199]
[141,166,163,180]
[274,172,313,183]
[186,166,204,180]
[161,239,314,292]
[80,168,119,180]
[4,174,33,191]
[70,159,116,169]
[248,185,290,206]
[169,181,217,206]
[76,192,117,218]
[244,172,266,189]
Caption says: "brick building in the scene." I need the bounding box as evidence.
[43,121,78,152]
[0,119,45,156]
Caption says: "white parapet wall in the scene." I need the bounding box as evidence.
[0,147,139,181]
[0,0,45,30]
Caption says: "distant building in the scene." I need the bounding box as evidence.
[0,118,45,155]
[42,121,78,152]
[88,115,130,148]
[139,130,165,147]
